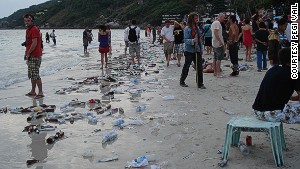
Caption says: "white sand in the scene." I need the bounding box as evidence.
[0,38,299,169]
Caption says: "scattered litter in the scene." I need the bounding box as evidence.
[224,109,235,115]
[162,95,175,100]
[126,154,156,168]
[98,155,119,162]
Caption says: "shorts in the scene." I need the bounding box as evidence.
[83,39,88,46]
[254,103,300,124]
[125,41,129,48]
[164,42,174,55]
[129,43,140,56]
[99,47,109,54]
[28,56,42,80]
[173,43,184,55]
[204,37,212,47]
[213,46,224,60]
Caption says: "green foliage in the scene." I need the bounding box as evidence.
[0,0,217,28]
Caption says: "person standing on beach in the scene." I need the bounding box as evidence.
[50,29,56,45]
[173,21,184,67]
[124,19,141,65]
[152,25,156,44]
[83,27,89,54]
[211,13,225,78]
[255,22,269,71]
[23,14,44,99]
[179,13,205,89]
[98,25,110,69]
[203,20,212,55]
[124,25,129,55]
[45,32,50,43]
[161,19,174,67]
[242,18,253,62]
[106,25,112,55]
[227,15,240,76]
[268,18,288,66]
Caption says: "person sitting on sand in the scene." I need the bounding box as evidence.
[252,48,300,123]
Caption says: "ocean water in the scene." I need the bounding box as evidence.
[0,29,125,89]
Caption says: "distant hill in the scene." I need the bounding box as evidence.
[0,0,201,29]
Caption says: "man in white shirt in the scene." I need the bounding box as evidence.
[124,20,141,65]
[161,20,175,67]
[211,13,225,77]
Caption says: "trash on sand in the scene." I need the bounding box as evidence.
[82,150,94,158]
[224,109,235,115]
[222,96,232,101]
[98,155,119,162]
[162,95,175,100]
[102,130,118,143]
[26,159,39,165]
[121,120,144,127]
[136,105,146,112]
[126,154,156,168]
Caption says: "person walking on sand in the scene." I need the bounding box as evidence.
[227,15,240,76]
[242,18,253,62]
[211,13,225,78]
[83,27,89,54]
[179,12,205,89]
[23,14,44,99]
[45,32,50,43]
[124,19,141,65]
[98,25,110,69]
[50,29,56,45]
[173,21,184,67]
[161,19,174,67]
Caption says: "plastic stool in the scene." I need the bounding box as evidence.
[222,116,286,167]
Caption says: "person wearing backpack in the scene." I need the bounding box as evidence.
[124,19,141,65]
[203,20,212,55]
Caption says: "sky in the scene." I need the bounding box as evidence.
[0,0,49,18]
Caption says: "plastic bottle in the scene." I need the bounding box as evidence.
[162,95,175,100]
[135,105,146,112]
[87,116,97,125]
[102,130,118,143]
[112,119,125,126]
[238,141,250,155]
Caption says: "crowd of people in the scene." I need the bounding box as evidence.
[23,10,300,123]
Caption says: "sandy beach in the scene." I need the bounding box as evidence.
[0,35,299,169]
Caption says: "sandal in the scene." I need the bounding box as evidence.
[25,92,36,97]
[34,95,44,99]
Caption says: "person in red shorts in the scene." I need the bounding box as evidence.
[23,14,44,99]
[98,25,109,69]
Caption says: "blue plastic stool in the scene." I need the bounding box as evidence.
[222,116,286,167]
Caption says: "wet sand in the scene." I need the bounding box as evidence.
[0,38,300,169]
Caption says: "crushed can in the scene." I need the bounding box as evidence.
[246,135,252,146]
